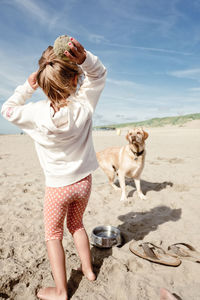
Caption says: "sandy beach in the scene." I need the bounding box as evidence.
[0,122,200,300]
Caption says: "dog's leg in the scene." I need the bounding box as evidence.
[108,172,121,191]
[118,170,128,201]
[134,178,146,200]
[111,182,121,191]
[102,168,120,191]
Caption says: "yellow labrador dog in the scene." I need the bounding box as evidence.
[96,128,148,201]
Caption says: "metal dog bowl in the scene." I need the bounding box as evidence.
[91,225,122,248]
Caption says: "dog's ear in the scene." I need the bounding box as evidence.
[143,130,149,140]
[126,132,130,142]
[126,130,133,142]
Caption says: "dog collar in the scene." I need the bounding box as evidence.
[130,149,144,157]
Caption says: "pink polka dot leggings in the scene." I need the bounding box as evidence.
[44,174,92,241]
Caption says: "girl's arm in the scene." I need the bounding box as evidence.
[1,73,38,130]
[65,38,107,113]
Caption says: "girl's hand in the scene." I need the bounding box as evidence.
[28,72,38,90]
[64,38,86,65]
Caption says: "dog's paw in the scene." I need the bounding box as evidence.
[113,185,121,191]
[110,183,121,191]
[138,192,146,200]
[120,195,128,202]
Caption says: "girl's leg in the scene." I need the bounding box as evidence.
[73,228,96,281]
[37,187,68,300]
[38,240,68,300]
[67,175,95,280]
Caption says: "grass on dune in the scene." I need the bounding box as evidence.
[94,113,200,129]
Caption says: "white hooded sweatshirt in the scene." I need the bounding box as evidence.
[1,51,107,187]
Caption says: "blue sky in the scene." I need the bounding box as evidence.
[1,0,200,133]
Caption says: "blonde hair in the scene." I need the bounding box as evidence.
[37,46,82,108]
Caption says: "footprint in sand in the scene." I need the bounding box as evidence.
[0,245,15,259]
[157,157,184,164]
[127,257,143,273]
[173,184,190,192]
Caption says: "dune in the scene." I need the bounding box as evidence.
[0,122,200,299]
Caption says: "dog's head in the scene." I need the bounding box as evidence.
[126,128,149,145]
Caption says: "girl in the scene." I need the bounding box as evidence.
[1,37,107,300]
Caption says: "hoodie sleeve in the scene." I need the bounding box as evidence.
[1,80,37,130]
[76,50,107,113]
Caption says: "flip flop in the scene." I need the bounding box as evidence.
[167,243,200,263]
[129,242,181,267]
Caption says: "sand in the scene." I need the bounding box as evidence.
[0,122,200,300]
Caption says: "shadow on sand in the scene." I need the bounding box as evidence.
[115,178,173,198]
[68,179,178,298]
[117,205,182,245]
[67,268,84,299]
[68,205,181,296]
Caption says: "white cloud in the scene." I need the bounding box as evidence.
[14,0,48,21]
[12,0,58,28]
[107,78,142,88]
[188,86,200,91]
[87,33,108,44]
[98,0,184,39]
[169,68,200,80]
[103,41,192,56]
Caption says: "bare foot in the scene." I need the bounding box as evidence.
[83,269,96,281]
[160,288,177,300]
[37,287,67,300]
[78,265,96,281]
